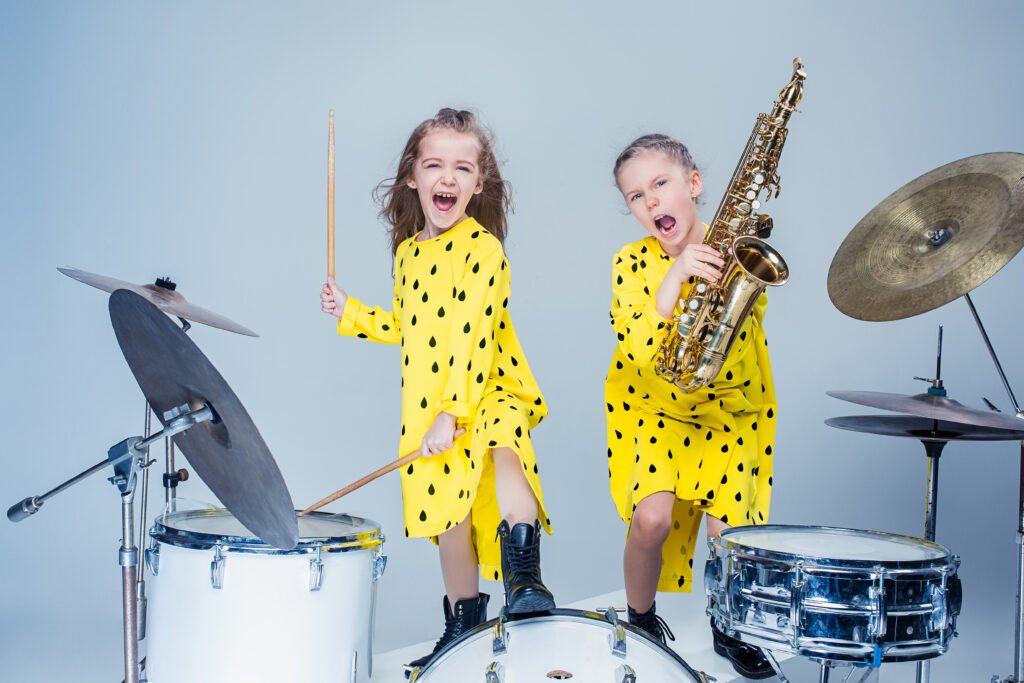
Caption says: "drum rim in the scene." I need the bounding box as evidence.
[714,524,953,569]
[414,608,704,681]
[151,508,383,554]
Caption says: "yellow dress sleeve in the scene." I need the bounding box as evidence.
[337,282,402,345]
[437,238,508,419]
[610,247,671,368]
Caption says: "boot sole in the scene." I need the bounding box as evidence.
[712,639,776,680]
[506,592,556,614]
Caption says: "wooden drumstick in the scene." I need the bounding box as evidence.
[327,110,335,279]
[299,428,467,517]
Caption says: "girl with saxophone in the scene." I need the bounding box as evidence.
[606,134,777,679]
[320,108,556,676]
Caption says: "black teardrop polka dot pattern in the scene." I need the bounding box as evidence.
[337,218,550,581]
[606,236,777,593]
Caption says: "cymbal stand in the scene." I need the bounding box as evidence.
[965,296,1024,683]
[6,403,214,683]
[135,315,191,644]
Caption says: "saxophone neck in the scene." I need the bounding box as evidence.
[774,58,807,115]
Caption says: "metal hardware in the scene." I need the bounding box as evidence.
[605,607,627,657]
[210,545,225,589]
[615,664,636,683]
[372,552,387,583]
[309,546,324,592]
[492,618,508,655]
[789,562,805,649]
[485,661,504,683]
[350,650,357,683]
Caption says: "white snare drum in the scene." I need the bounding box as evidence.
[706,525,961,665]
[410,608,707,682]
[143,508,385,683]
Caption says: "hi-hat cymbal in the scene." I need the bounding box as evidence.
[109,289,296,550]
[826,415,1024,443]
[828,389,1024,432]
[828,152,1024,321]
[60,267,258,337]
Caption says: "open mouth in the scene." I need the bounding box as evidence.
[654,214,677,233]
[433,192,457,213]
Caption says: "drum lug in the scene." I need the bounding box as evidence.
[604,607,628,658]
[867,567,888,640]
[615,664,637,683]
[788,561,805,650]
[210,545,225,589]
[484,661,504,682]
[491,618,509,655]
[310,546,324,592]
[371,552,388,583]
[145,538,160,577]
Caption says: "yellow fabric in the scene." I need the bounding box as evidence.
[605,235,777,592]
[338,217,550,580]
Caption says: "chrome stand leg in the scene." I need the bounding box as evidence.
[120,489,140,683]
[819,661,833,683]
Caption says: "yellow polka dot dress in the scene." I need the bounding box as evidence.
[338,217,550,580]
[605,235,777,592]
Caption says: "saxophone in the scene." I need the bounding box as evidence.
[654,58,806,392]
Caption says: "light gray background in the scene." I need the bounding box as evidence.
[2,1,1023,681]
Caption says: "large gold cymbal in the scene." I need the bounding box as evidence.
[828,152,1024,321]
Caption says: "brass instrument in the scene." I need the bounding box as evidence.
[655,58,806,391]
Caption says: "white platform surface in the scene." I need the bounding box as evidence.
[374,589,814,682]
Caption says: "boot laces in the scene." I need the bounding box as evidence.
[505,539,540,578]
[635,610,676,643]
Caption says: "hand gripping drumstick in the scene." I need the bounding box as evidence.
[327,110,335,279]
[299,429,467,517]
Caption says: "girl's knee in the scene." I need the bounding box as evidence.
[630,505,672,546]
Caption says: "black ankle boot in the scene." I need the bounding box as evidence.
[497,520,556,614]
[627,602,676,645]
[403,593,489,677]
[710,618,775,679]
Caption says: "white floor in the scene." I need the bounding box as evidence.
[373,589,846,682]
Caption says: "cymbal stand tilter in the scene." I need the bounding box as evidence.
[967,295,1024,683]
[7,403,215,683]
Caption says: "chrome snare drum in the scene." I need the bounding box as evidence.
[143,508,386,683]
[410,608,708,682]
[706,525,961,665]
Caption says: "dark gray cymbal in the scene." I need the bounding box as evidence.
[61,267,258,337]
[109,289,296,550]
[828,152,1024,321]
[826,415,1024,443]
[828,390,1024,431]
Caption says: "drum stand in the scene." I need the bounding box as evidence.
[964,295,1024,683]
[6,403,213,683]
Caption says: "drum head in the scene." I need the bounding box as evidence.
[719,525,949,567]
[415,609,704,682]
[153,508,381,553]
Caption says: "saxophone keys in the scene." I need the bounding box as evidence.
[737,202,751,215]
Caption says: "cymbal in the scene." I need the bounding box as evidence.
[826,415,1024,443]
[109,289,296,550]
[828,389,1024,432]
[60,267,258,337]
[828,152,1024,321]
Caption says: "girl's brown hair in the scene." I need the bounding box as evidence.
[613,133,699,189]
[376,108,511,255]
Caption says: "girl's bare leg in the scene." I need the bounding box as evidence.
[706,513,729,539]
[437,514,479,602]
[493,446,539,525]
[623,491,675,613]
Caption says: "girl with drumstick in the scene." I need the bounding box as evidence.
[606,134,777,679]
[320,108,556,674]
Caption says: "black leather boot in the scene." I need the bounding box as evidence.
[711,618,775,679]
[403,593,489,677]
[627,602,676,645]
[497,520,556,614]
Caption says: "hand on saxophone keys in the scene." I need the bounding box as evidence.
[674,243,724,284]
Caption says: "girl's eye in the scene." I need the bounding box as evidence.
[425,162,441,168]
[457,165,472,173]
[655,179,667,187]
[629,193,642,202]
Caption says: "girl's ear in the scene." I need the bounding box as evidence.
[474,178,483,195]
[689,169,703,199]
[407,179,417,190]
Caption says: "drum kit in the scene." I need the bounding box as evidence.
[705,152,1024,683]
[6,151,1024,683]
